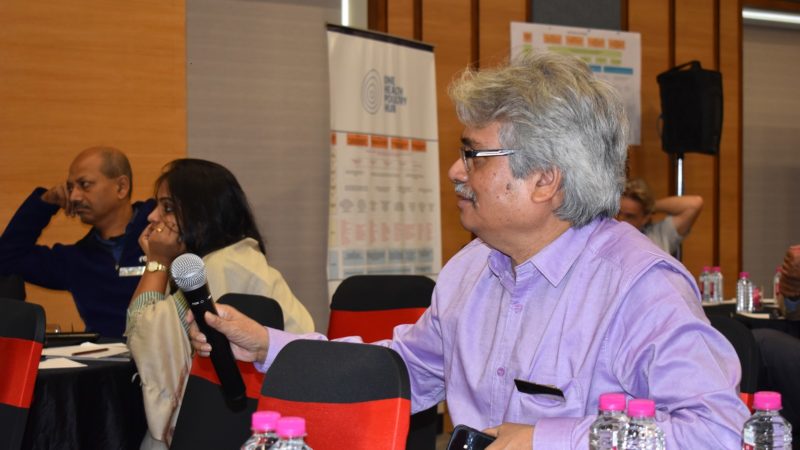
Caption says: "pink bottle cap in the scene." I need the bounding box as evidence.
[740,272,749,278]
[753,391,782,411]
[627,399,656,418]
[702,266,711,272]
[252,411,280,432]
[598,393,626,412]
[276,417,306,439]
[714,266,721,272]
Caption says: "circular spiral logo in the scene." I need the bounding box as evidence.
[361,69,382,115]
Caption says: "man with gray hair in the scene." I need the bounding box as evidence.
[189,52,748,448]
[0,146,155,337]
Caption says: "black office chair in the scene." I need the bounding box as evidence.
[170,293,284,450]
[0,275,25,301]
[708,314,760,408]
[0,298,45,450]
[327,275,437,450]
[258,340,411,450]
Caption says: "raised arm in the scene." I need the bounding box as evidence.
[653,195,703,237]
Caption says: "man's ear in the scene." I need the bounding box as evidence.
[531,167,562,203]
[115,175,131,199]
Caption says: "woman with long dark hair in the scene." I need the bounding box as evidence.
[126,159,313,448]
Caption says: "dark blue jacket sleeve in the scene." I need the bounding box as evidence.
[0,187,72,290]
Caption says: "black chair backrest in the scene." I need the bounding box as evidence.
[259,340,411,450]
[708,314,760,393]
[331,275,434,311]
[170,294,284,450]
[218,293,284,330]
[329,275,437,450]
[0,275,25,301]
[0,298,45,450]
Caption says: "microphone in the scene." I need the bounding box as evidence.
[171,253,246,404]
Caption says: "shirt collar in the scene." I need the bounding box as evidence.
[488,218,603,288]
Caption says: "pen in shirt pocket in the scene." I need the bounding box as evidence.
[514,378,566,400]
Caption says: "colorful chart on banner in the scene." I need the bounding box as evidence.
[326,26,441,280]
[510,22,642,145]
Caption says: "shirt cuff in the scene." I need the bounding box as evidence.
[253,328,327,373]
[532,417,581,450]
[126,291,166,331]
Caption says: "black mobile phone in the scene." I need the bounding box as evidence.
[447,424,496,450]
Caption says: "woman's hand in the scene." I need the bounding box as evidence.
[140,221,185,266]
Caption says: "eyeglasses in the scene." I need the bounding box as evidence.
[459,147,516,172]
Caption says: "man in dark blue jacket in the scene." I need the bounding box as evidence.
[0,147,155,337]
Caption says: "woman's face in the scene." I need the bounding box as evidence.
[147,181,181,234]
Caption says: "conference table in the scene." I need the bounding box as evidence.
[23,351,147,449]
[702,298,800,337]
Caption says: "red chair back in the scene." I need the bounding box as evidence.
[0,298,45,450]
[258,340,411,450]
[327,275,434,341]
[327,275,437,450]
[170,294,283,450]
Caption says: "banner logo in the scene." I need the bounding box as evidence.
[361,69,382,114]
[383,75,407,113]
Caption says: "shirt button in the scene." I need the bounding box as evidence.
[512,303,523,313]
[496,367,505,377]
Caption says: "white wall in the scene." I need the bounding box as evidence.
[742,24,800,291]
[187,0,340,331]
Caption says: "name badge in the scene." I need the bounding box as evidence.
[119,266,145,277]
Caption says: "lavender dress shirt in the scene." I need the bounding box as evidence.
[261,218,749,449]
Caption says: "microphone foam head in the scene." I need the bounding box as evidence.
[171,253,207,292]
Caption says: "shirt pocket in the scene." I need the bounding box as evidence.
[514,374,585,419]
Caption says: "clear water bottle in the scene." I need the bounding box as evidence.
[737,272,755,313]
[590,393,629,450]
[742,391,792,449]
[271,417,313,450]
[621,399,665,450]
[700,266,712,302]
[241,411,281,450]
[773,267,782,300]
[712,266,724,303]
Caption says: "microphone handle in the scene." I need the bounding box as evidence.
[184,285,246,402]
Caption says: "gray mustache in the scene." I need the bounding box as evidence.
[454,182,475,201]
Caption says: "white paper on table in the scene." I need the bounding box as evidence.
[736,312,772,320]
[39,357,87,369]
[42,342,129,359]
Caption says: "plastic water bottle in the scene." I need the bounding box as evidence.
[271,417,313,450]
[737,272,755,313]
[773,267,781,300]
[700,266,712,302]
[712,266,724,303]
[590,393,629,449]
[241,411,281,450]
[621,399,665,450]
[742,391,792,449]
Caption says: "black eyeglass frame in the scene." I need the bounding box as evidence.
[459,147,516,172]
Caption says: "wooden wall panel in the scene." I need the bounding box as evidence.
[423,0,475,263]
[719,0,742,296]
[478,0,528,68]
[674,0,717,279]
[0,0,186,331]
[627,0,672,199]
[388,0,416,39]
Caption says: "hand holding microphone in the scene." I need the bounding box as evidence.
[172,253,245,403]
